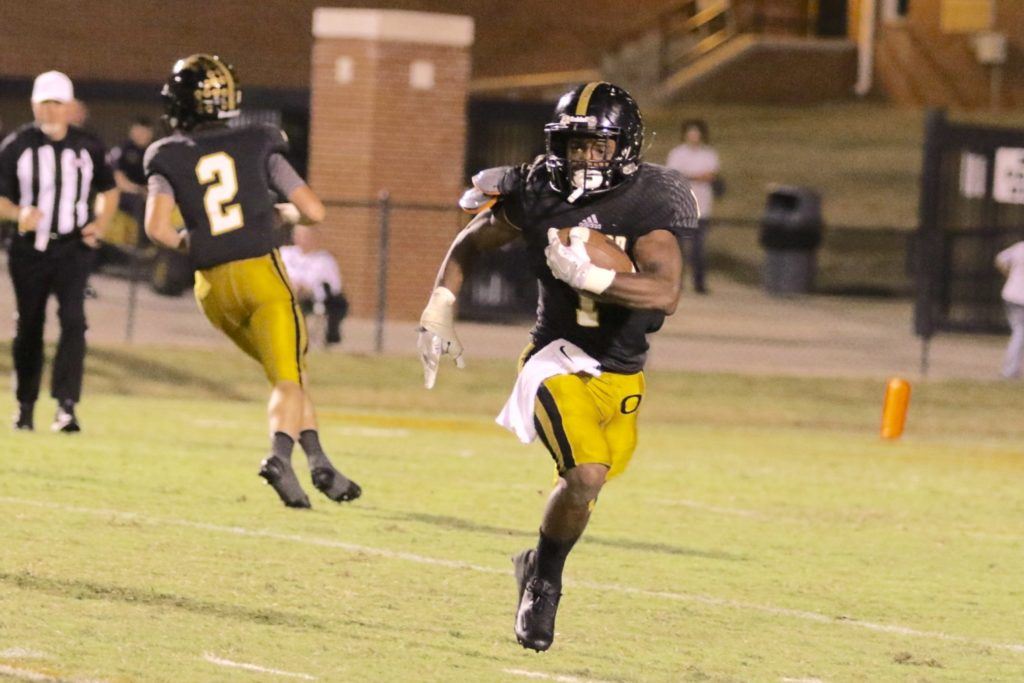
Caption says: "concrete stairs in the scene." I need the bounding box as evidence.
[655,34,856,104]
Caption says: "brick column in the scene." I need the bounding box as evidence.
[308,8,474,320]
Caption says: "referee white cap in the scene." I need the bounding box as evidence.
[31,71,74,104]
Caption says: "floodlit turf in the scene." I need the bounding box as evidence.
[1,346,1022,682]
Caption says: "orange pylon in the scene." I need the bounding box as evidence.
[880,377,911,440]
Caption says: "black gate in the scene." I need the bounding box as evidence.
[458,98,554,322]
[915,110,1024,344]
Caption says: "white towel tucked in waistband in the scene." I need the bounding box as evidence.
[495,339,601,444]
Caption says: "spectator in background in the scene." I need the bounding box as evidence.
[666,118,719,294]
[280,224,348,346]
[108,117,155,245]
[995,240,1024,380]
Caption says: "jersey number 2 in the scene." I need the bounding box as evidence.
[196,152,244,235]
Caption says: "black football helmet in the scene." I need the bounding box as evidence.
[161,54,242,131]
[544,82,644,202]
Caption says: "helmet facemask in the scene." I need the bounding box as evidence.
[545,116,639,203]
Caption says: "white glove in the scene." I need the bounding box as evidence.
[417,286,465,389]
[545,227,616,295]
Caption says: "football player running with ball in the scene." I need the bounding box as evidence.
[418,82,699,651]
[144,54,360,509]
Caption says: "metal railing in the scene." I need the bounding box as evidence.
[323,195,456,354]
[611,0,738,82]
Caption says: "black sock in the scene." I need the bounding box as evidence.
[299,429,331,470]
[272,432,295,462]
[535,530,577,587]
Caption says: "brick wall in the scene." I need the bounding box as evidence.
[308,10,471,321]
[0,0,676,85]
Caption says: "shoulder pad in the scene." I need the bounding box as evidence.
[143,133,188,175]
[459,165,513,214]
[259,123,289,153]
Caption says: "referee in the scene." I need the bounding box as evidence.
[0,71,118,432]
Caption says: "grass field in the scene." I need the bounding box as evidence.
[1,346,1022,682]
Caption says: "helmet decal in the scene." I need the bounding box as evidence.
[162,54,242,131]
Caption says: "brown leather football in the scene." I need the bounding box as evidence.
[556,227,635,273]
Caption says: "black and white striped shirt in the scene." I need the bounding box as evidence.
[0,124,115,251]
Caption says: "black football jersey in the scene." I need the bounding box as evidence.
[144,124,287,270]
[498,161,699,373]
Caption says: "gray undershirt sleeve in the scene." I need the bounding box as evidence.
[148,173,175,199]
[268,153,307,199]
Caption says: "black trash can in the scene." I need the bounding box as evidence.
[759,185,824,295]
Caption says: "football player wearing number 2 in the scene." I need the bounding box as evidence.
[418,82,699,651]
[144,55,360,509]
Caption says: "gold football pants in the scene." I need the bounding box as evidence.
[533,367,646,480]
[194,250,307,385]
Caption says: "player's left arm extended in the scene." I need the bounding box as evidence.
[596,229,683,314]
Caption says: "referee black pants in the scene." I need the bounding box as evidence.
[8,238,95,405]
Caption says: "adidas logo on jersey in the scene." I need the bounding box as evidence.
[578,214,602,231]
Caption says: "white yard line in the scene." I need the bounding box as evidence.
[202,653,316,680]
[3,496,1024,656]
[0,663,108,683]
[0,497,508,576]
[0,649,49,659]
[503,668,609,683]
[0,664,57,682]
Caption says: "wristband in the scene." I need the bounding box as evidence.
[580,265,616,295]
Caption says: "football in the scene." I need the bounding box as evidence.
[556,227,635,273]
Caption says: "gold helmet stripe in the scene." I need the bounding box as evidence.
[574,81,606,117]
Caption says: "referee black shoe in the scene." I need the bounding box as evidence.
[258,456,311,509]
[13,403,34,431]
[51,401,80,433]
[311,465,361,503]
[512,548,561,652]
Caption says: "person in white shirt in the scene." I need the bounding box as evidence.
[665,119,719,294]
[280,225,348,345]
[995,240,1024,379]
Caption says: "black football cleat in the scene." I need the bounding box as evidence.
[512,548,561,652]
[51,402,80,433]
[259,456,311,509]
[13,403,34,431]
[311,465,361,503]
